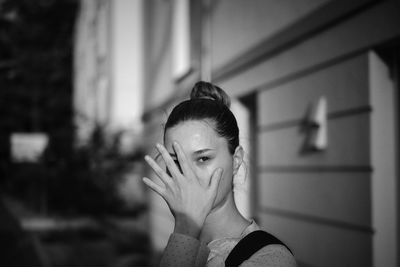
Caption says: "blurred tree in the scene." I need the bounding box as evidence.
[0,0,78,161]
[43,123,146,216]
[0,0,145,218]
[0,4,150,266]
[0,0,76,213]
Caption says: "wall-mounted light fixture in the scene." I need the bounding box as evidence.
[307,96,328,151]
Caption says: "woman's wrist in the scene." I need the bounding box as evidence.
[173,213,205,238]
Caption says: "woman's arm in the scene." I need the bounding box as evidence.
[159,232,209,267]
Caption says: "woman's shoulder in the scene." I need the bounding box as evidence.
[226,221,297,266]
[242,243,297,266]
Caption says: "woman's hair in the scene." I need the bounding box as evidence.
[164,81,239,154]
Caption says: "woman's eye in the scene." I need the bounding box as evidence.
[198,156,210,163]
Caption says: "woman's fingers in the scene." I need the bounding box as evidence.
[209,168,223,190]
[144,155,172,187]
[142,177,165,197]
[143,143,224,228]
[172,141,192,178]
[156,143,182,179]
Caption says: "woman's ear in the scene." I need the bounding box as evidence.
[233,146,244,176]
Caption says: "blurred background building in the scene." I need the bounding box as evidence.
[137,0,400,266]
[1,0,399,267]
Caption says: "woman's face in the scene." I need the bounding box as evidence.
[164,120,239,208]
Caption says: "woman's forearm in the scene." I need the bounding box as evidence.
[159,233,209,267]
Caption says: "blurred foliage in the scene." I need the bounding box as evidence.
[5,123,145,217]
[0,0,77,137]
[42,124,145,216]
[0,0,78,212]
[0,0,145,217]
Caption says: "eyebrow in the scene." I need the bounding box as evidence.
[193,148,214,155]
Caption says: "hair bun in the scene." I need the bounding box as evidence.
[190,81,231,108]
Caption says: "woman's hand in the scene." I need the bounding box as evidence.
[143,141,223,238]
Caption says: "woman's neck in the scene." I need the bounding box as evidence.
[199,191,250,244]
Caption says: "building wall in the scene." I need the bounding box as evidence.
[143,0,176,111]
[74,0,144,146]
[74,0,110,144]
[209,0,330,71]
[256,53,373,267]
[142,0,399,266]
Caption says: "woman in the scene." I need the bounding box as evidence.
[143,81,297,266]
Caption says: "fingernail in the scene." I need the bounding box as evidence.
[144,155,150,161]
[156,143,161,148]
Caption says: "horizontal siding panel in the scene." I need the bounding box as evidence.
[210,0,329,71]
[258,113,370,166]
[219,0,400,98]
[258,213,372,267]
[259,172,371,228]
[258,54,369,127]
